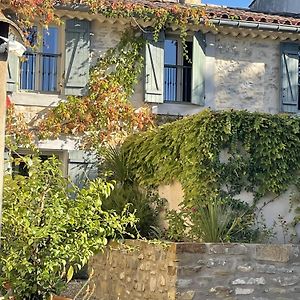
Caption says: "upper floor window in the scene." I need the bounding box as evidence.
[6,18,91,97]
[281,43,300,113]
[164,39,193,102]
[144,31,205,106]
[20,26,61,93]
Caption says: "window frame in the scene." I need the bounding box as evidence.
[164,34,193,103]
[19,24,63,94]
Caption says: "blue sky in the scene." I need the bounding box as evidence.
[202,0,252,8]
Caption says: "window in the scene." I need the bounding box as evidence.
[281,43,300,113]
[12,154,51,176]
[7,19,90,96]
[144,31,205,105]
[20,26,61,93]
[164,39,193,102]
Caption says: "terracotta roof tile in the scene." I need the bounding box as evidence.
[98,0,300,27]
[204,5,300,26]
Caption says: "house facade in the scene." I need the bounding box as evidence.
[3,0,300,185]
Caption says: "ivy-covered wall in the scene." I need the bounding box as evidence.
[123,110,300,242]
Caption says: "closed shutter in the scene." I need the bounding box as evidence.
[65,19,90,96]
[68,150,98,188]
[144,31,165,103]
[192,32,205,106]
[281,43,299,113]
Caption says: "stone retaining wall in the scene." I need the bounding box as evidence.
[89,240,300,300]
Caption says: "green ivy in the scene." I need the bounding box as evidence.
[122,110,300,240]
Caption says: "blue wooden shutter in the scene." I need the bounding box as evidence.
[192,32,205,106]
[281,43,299,113]
[144,31,165,103]
[68,150,98,188]
[65,19,90,96]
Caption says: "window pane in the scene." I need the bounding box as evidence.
[20,27,37,90]
[25,26,38,47]
[164,39,178,101]
[164,39,177,66]
[183,41,193,102]
[43,27,58,54]
[183,41,193,67]
[20,53,36,90]
[42,27,59,92]
[164,66,177,101]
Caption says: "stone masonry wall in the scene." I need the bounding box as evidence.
[214,35,280,114]
[90,240,300,300]
[90,240,178,300]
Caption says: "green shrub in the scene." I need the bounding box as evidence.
[166,198,259,243]
[0,155,136,300]
[101,146,165,238]
[122,109,300,242]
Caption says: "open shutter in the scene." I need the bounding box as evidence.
[192,32,205,106]
[68,150,98,188]
[281,43,299,113]
[7,33,19,92]
[144,31,165,103]
[65,19,90,96]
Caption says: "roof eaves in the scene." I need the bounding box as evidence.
[211,17,300,34]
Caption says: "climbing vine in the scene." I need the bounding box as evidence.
[122,110,300,241]
[38,32,153,150]
[4,0,208,43]
[4,0,210,149]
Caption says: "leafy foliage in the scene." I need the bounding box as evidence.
[1,155,137,300]
[5,104,37,152]
[101,146,165,238]
[122,109,300,241]
[167,197,259,243]
[38,32,154,150]
[6,0,208,44]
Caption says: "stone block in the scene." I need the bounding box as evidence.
[237,264,254,273]
[235,288,254,295]
[273,276,299,287]
[176,243,207,254]
[209,285,232,296]
[208,243,248,255]
[232,277,266,285]
[177,279,193,289]
[255,245,290,263]
[176,291,195,300]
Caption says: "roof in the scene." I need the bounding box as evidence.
[204,5,300,27]
[5,0,300,31]
[138,0,300,27]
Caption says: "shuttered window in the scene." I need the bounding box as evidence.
[144,31,205,105]
[8,19,90,96]
[65,19,90,96]
[281,43,300,113]
[20,26,61,93]
[164,38,193,102]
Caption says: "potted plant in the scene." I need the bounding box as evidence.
[0,155,136,300]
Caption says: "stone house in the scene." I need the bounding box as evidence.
[3,0,300,233]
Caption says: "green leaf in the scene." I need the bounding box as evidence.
[67,266,74,283]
